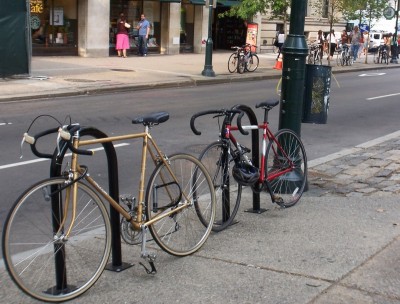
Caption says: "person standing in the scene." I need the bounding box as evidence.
[327,29,337,60]
[362,31,369,56]
[350,25,361,62]
[340,30,348,45]
[137,14,150,56]
[116,12,130,58]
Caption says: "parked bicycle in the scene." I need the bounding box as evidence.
[337,43,353,66]
[307,43,322,65]
[227,43,259,74]
[2,112,216,302]
[374,45,389,64]
[190,101,307,232]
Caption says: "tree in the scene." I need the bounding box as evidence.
[342,0,387,63]
[218,0,291,37]
[310,0,346,65]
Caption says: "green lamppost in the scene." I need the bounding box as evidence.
[390,0,399,64]
[278,0,309,136]
[202,0,216,77]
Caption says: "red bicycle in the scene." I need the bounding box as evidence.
[190,101,307,231]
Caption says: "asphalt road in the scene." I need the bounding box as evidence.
[1,69,399,238]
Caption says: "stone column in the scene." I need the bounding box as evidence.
[160,3,181,54]
[78,0,109,57]
[193,5,204,53]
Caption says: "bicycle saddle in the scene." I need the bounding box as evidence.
[132,111,169,125]
[256,100,279,110]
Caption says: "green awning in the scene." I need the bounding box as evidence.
[217,0,240,6]
[190,0,205,4]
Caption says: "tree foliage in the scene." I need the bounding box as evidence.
[218,0,290,21]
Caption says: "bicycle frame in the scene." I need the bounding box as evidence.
[223,117,294,186]
[62,125,190,237]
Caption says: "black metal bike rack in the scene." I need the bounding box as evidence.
[48,127,131,293]
[232,104,267,214]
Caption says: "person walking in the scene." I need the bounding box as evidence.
[137,14,150,56]
[327,29,337,60]
[362,31,369,56]
[115,12,130,58]
[350,25,361,62]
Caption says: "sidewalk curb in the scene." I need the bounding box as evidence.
[1,63,399,103]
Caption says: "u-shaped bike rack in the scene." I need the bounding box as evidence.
[48,127,131,293]
[231,104,267,214]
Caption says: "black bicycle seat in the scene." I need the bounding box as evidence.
[132,112,169,125]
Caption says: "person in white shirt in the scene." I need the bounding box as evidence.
[327,29,337,60]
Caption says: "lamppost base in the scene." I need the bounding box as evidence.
[201,66,216,77]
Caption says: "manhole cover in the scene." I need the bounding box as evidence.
[65,79,96,83]
[110,69,135,72]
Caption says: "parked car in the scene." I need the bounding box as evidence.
[368,32,386,51]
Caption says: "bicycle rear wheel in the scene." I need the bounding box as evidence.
[246,54,259,72]
[2,177,111,303]
[145,154,215,256]
[265,129,307,208]
[198,141,242,232]
[228,53,238,73]
[237,55,246,74]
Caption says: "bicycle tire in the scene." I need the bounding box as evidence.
[246,53,259,72]
[228,53,238,73]
[237,55,246,74]
[336,52,341,66]
[265,129,307,208]
[198,141,242,232]
[145,154,215,256]
[2,177,111,303]
[341,52,346,66]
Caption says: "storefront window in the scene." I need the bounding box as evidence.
[30,0,78,55]
[110,0,160,55]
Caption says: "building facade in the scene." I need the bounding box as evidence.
[29,0,345,57]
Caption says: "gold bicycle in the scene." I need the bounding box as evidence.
[2,111,216,302]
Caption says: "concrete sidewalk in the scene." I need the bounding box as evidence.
[1,53,400,303]
[1,51,399,102]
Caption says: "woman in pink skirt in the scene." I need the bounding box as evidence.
[116,13,130,58]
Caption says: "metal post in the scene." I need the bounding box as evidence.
[232,104,266,214]
[278,0,309,136]
[201,0,216,77]
[49,127,132,290]
[390,0,399,64]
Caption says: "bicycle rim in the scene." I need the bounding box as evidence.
[145,154,215,256]
[199,141,242,232]
[2,178,111,302]
[228,53,237,73]
[265,129,307,208]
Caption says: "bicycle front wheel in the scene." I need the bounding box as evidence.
[145,154,215,256]
[265,129,307,208]
[199,141,242,232]
[228,53,238,73]
[2,178,111,303]
[246,54,259,72]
